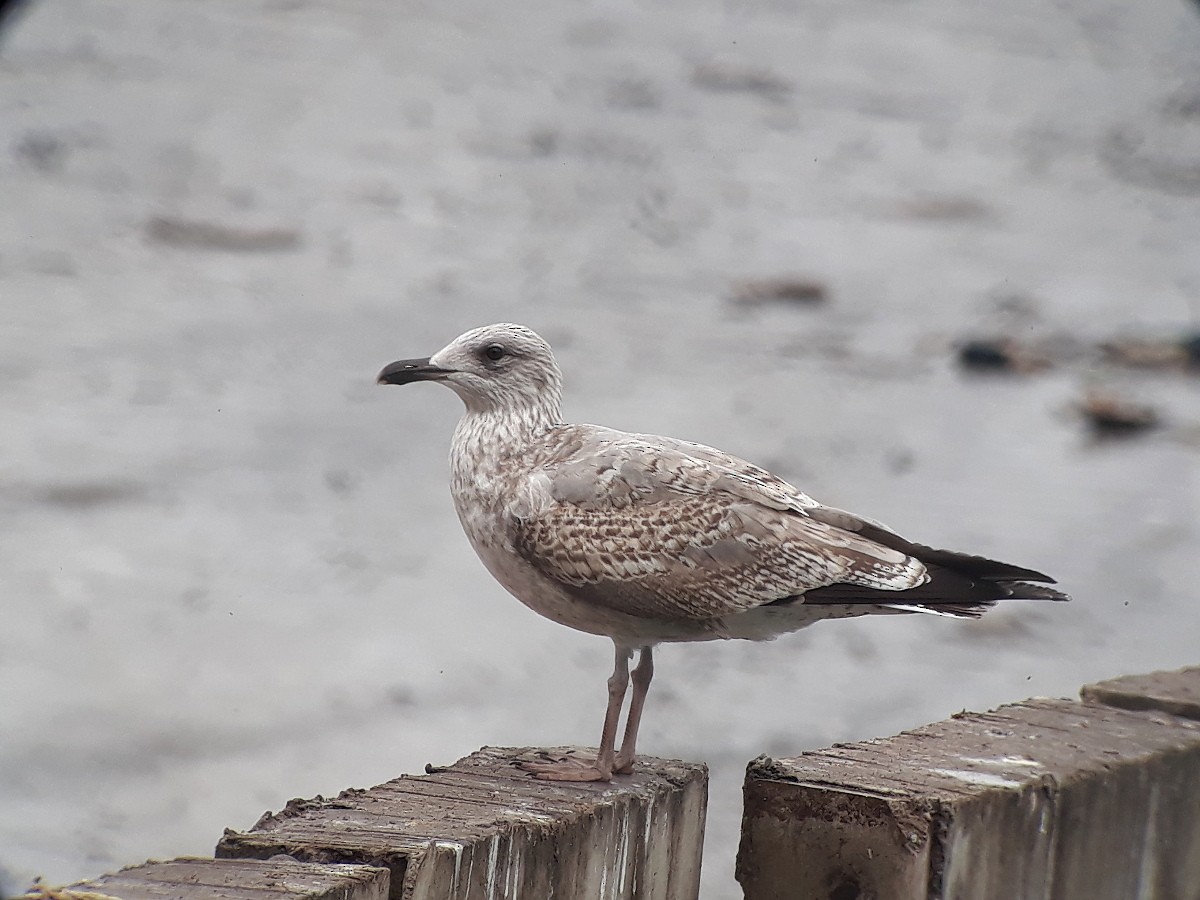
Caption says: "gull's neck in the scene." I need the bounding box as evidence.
[450,396,561,483]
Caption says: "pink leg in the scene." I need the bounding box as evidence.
[614,646,653,774]
[519,643,632,782]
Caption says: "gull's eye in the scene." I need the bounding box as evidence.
[483,343,506,362]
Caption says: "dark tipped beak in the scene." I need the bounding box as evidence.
[376,357,455,385]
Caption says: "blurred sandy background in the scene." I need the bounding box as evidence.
[3,1,1200,896]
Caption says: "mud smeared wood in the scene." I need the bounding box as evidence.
[29,857,388,900]
[218,746,707,900]
[738,675,1200,900]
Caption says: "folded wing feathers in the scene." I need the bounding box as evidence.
[511,427,1067,623]
[805,504,1058,584]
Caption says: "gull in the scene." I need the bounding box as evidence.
[377,323,1068,782]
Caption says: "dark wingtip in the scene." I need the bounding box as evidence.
[969,561,1058,584]
[1003,582,1071,602]
[1019,569,1057,585]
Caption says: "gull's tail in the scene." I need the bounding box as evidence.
[801,546,1071,619]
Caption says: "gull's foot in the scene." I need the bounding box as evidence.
[516,749,613,782]
[613,755,637,776]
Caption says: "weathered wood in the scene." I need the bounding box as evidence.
[217,746,707,900]
[1082,664,1200,721]
[31,857,389,900]
[737,696,1200,900]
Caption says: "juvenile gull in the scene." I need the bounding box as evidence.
[378,323,1068,782]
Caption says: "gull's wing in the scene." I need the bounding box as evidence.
[804,504,1057,583]
[508,426,928,622]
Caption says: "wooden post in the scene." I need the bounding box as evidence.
[20,857,389,900]
[217,746,708,900]
[737,666,1200,900]
[1082,665,1200,721]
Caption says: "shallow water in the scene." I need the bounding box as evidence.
[2,1,1200,896]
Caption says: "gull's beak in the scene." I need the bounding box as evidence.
[376,358,456,385]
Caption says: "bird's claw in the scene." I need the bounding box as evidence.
[516,750,614,782]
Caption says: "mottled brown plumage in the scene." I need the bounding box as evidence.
[378,323,1068,781]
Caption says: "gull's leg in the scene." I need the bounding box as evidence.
[519,642,632,782]
[613,646,653,774]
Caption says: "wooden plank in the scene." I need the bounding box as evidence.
[1082,664,1200,721]
[23,857,389,900]
[738,696,1200,900]
[217,746,707,900]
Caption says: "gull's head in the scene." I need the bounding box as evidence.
[377,323,563,417]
